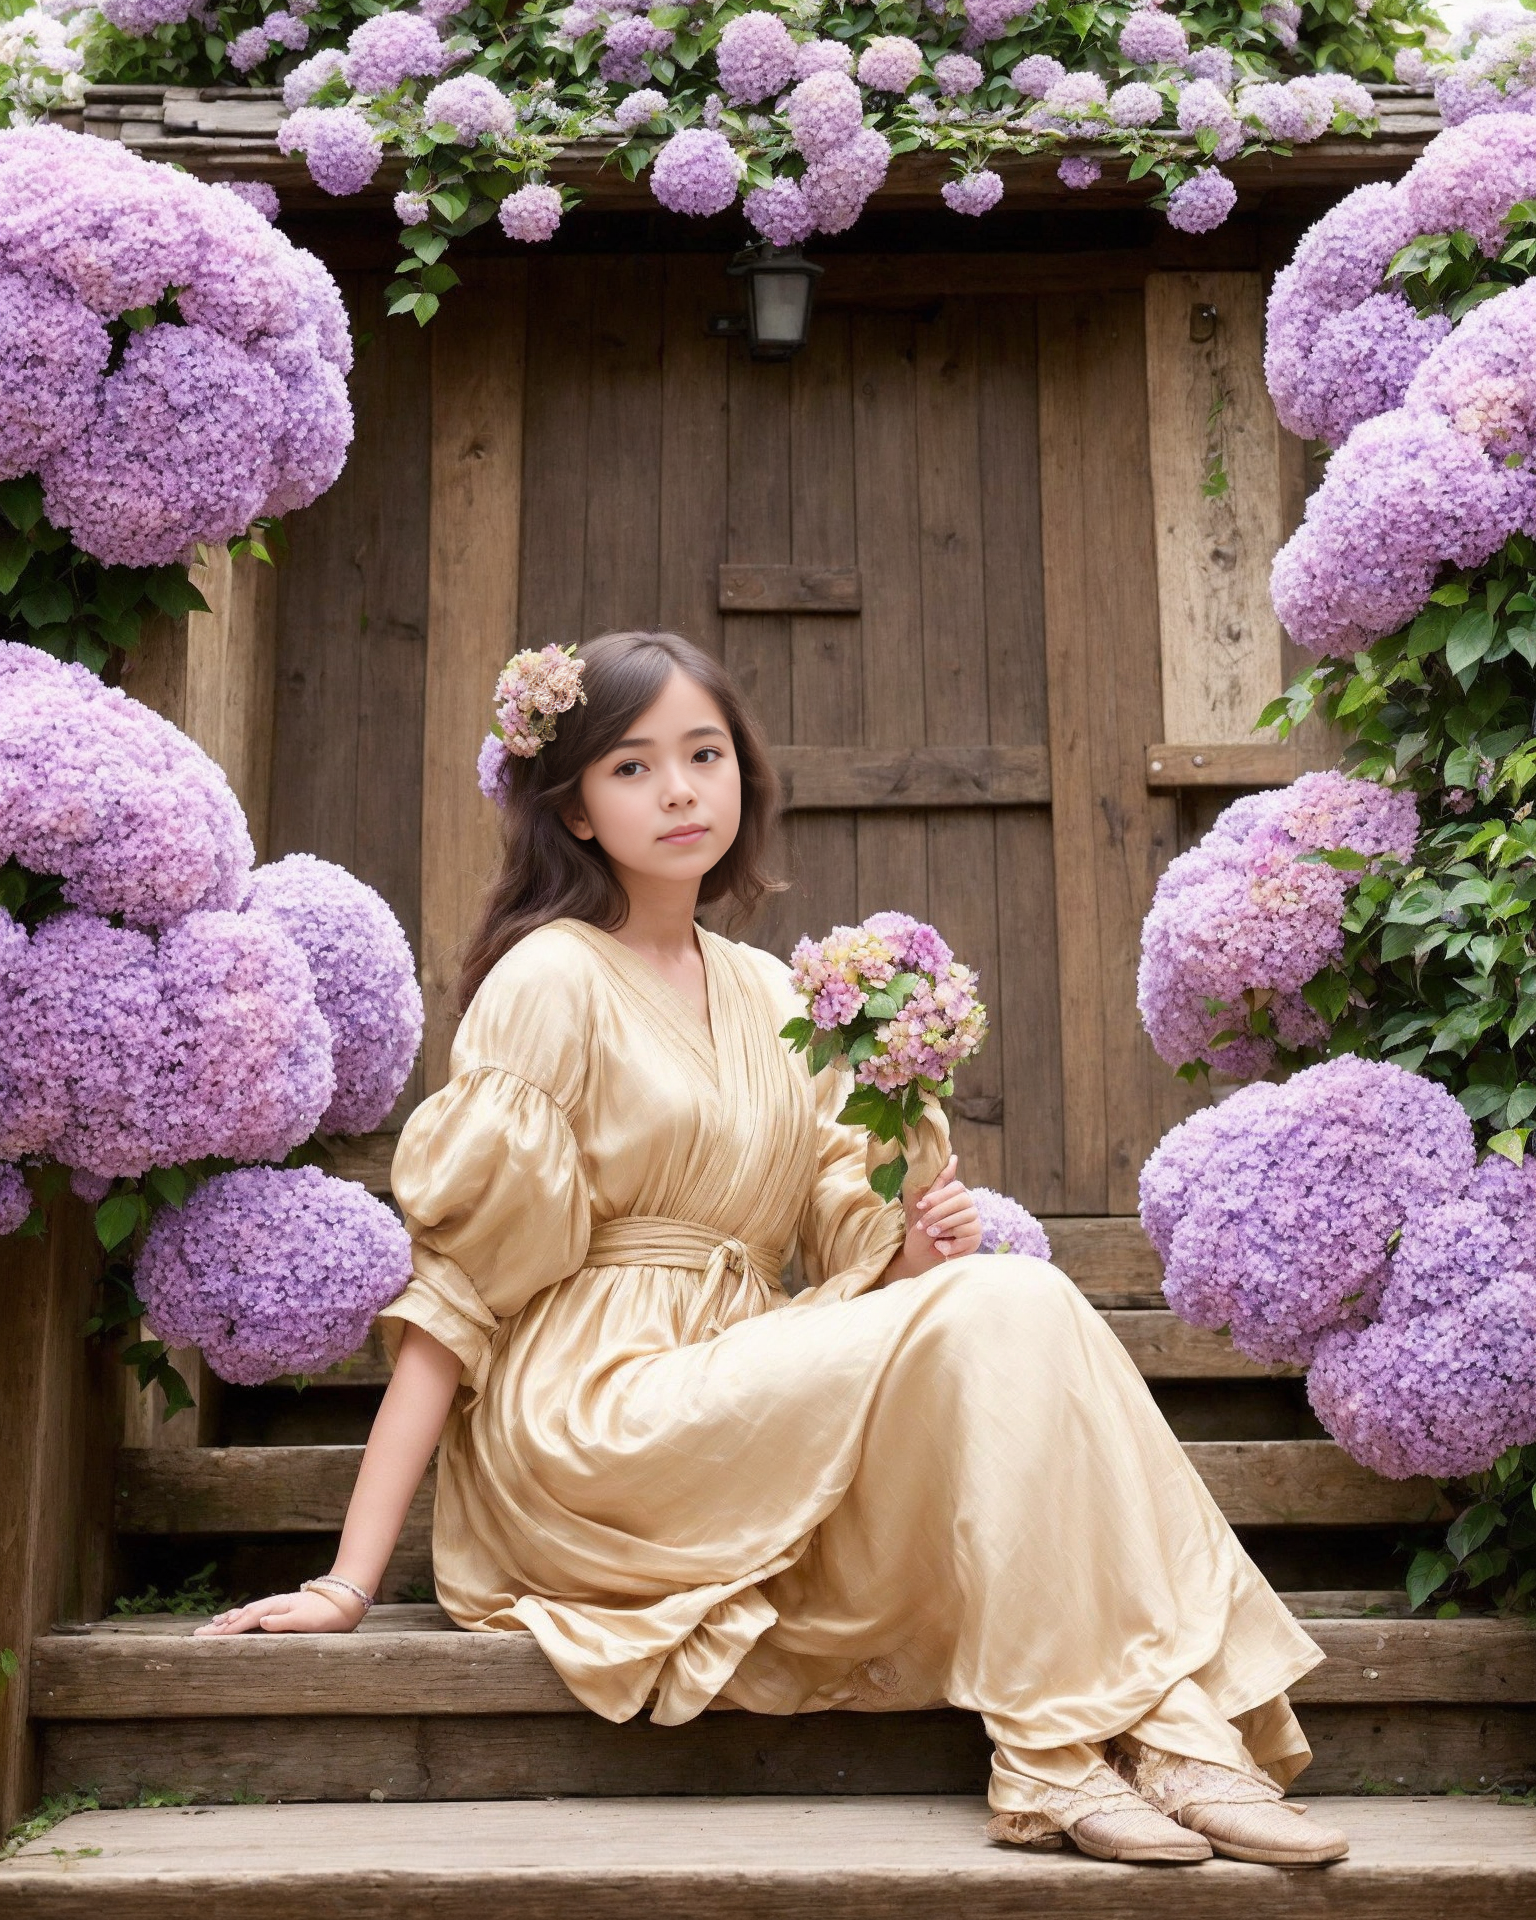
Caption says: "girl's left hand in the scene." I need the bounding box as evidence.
[907,1156,982,1266]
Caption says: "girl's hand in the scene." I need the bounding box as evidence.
[895,1155,982,1274]
[193,1585,366,1636]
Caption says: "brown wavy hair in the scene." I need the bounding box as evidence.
[459,630,783,1011]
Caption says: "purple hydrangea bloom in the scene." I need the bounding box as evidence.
[242,853,423,1135]
[0,642,253,928]
[1377,1195,1519,1322]
[973,1187,1051,1259]
[1137,771,1418,1074]
[422,75,514,141]
[941,169,1005,216]
[1237,80,1310,142]
[1402,112,1536,254]
[418,0,464,19]
[1405,276,1536,456]
[283,47,346,110]
[860,911,954,977]
[1028,72,1109,134]
[395,190,431,225]
[0,1162,31,1235]
[135,1166,412,1386]
[1281,292,1452,450]
[1109,82,1163,128]
[1139,1058,1477,1366]
[279,106,384,197]
[1010,54,1064,98]
[0,268,108,480]
[716,11,796,104]
[1395,48,1431,87]
[786,70,864,161]
[963,0,1038,37]
[216,182,280,223]
[98,0,194,28]
[600,16,673,85]
[933,53,984,98]
[44,321,283,567]
[265,11,308,52]
[1176,78,1237,136]
[1119,9,1189,66]
[795,40,854,80]
[803,128,890,233]
[650,127,742,215]
[1165,168,1237,232]
[229,27,271,74]
[1188,46,1236,88]
[498,183,564,243]
[1058,156,1101,189]
[614,88,667,132]
[1308,1281,1536,1479]
[342,12,446,94]
[1261,0,1301,47]
[856,35,922,93]
[1271,408,1534,655]
[745,177,816,247]
[70,1168,111,1206]
[476,730,509,802]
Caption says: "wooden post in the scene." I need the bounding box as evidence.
[419,260,527,1091]
[0,1201,116,1831]
[115,545,280,1447]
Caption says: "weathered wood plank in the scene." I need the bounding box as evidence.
[113,1440,1450,1539]
[32,1615,1533,1720]
[0,1200,115,1830]
[419,261,526,1090]
[13,1794,1536,1920]
[1038,292,1203,1214]
[772,745,1049,810]
[1101,1310,1297,1379]
[658,258,728,659]
[1145,742,1330,788]
[1039,1215,1163,1305]
[1145,273,1286,748]
[719,565,861,613]
[581,255,663,636]
[518,257,591,651]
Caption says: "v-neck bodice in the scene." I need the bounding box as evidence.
[561,920,718,1078]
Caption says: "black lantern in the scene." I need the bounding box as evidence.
[727,243,823,361]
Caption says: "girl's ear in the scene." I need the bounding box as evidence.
[563,801,596,842]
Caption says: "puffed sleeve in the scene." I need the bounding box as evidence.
[375,930,593,1397]
[794,1053,950,1306]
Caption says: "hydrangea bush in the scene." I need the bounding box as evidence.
[0,640,421,1395]
[3,0,1430,323]
[1140,106,1536,1613]
[0,123,352,666]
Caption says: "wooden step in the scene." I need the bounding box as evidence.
[3,1797,1534,1919]
[27,1607,1536,1806]
[112,1440,1453,1543]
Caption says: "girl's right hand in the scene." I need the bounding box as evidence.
[193,1585,366,1636]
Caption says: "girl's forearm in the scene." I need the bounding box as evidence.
[329,1322,462,1597]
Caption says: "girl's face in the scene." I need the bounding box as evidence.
[564,668,742,889]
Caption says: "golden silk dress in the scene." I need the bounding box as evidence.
[378,918,1323,1825]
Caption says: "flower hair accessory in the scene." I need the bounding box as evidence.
[477,644,586,801]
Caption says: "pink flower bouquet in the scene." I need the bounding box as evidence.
[782,911,987,1200]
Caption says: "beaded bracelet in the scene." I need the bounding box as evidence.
[301,1574,374,1614]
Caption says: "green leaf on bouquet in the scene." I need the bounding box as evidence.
[887,972,924,1009]
[808,1038,840,1076]
[838,1083,906,1141]
[862,991,898,1020]
[779,1016,815,1050]
[847,1031,878,1066]
[870,1153,908,1204]
[903,1082,926,1124]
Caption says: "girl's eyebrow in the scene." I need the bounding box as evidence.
[612,724,728,751]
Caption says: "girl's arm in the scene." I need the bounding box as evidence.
[193,1322,463,1636]
[879,1155,983,1285]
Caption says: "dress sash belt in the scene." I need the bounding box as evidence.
[584,1215,787,1341]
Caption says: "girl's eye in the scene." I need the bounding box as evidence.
[614,760,645,778]
[693,747,723,765]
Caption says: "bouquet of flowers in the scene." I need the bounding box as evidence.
[782,911,987,1201]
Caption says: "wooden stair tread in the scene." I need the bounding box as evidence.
[4,1797,1534,1917]
[31,1611,1536,1717]
[112,1440,1454,1537]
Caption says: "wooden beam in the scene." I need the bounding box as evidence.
[1145,741,1320,789]
[0,1200,116,1830]
[1101,1310,1298,1379]
[718,564,862,614]
[1145,273,1286,748]
[31,1614,1534,1721]
[419,260,527,1091]
[772,745,1049,810]
[114,1439,1451,1540]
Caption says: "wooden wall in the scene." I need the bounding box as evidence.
[260,248,1317,1216]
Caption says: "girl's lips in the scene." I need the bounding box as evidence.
[659,825,708,844]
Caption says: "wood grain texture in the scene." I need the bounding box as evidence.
[112,1440,1448,1540]
[772,745,1048,809]
[1145,273,1286,746]
[659,258,729,659]
[0,1200,115,1830]
[420,261,526,1090]
[13,1794,1536,1920]
[180,547,279,859]
[32,1616,1533,1721]
[1145,741,1325,788]
[581,255,663,637]
[518,257,591,651]
[719,565,861,613]
[1038,291,1203,1214]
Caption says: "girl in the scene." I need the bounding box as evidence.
[200,630,1347,1869]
